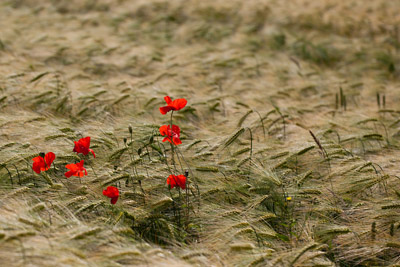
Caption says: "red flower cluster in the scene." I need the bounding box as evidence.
[32,152,55,174]
[103,186,119,204]
[159,96,187,115]
[65,160,87,178]
[167,174,186,190]
[31,136,121,205]
[158,96,188,190]
[159,124,182,145]
[73,136,95,158]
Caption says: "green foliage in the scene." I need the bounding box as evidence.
[0,0,400,266]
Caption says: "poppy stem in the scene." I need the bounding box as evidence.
[185,170,190,222]
[124,141,137,188]
[168,187,178,221]
[174,147,195,218]
[174,146,185,174]
[175,146,200,197]
[158,141,174,176]
[170,111,177,172]
[87,157,98,178]
[177,187,181,227]
[175,146,201,213]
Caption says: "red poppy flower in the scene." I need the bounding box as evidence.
[103,186,119,204]
[167,174,186,190]
[73,136,95,158]
[64,160,87,178]
[159,124,182,145]
[159,96,187,115]
[32,152,55,174]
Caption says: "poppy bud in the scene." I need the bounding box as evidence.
[39,152,45,158]
[138,147,142,156]
[123,137,127,145]
[128,125,133,134]
[149,135,154,144]
[185,170,189,177]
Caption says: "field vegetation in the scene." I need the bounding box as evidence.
[1,0,400,266]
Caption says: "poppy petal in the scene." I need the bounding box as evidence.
[32,156,44,164]
[164,96,172,104]
[171,98,187,110]
[110,196,119,204]
[77,160,85,168]
[160,106,173,115]
[103,186,119,203]
[159,125,169,135]
[44,152,55,167]
[171,125,180,135]
[65,163,79,171]
[32,161,42,174]
[82,137,91,148]
[89,149,95,158]
[77,142,88,155]
[173,137,182,145]
[177,174,187,189]
[73,137,93,156]
[64,170,75,178]
[73,141,79,153]
[167,175,176,189]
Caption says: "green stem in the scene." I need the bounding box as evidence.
[170,111,176,172]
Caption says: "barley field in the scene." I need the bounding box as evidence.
[1,0,400,266]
